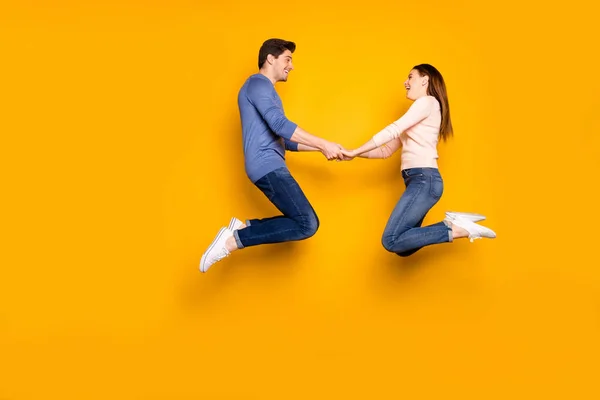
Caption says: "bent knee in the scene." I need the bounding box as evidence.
[300,212,319,239]
[381,236,396,253]
[382,236,414,255]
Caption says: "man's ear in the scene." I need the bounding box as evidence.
[267,54,275,65]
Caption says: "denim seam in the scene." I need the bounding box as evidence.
[264,173,277,202]
[240,227,305,243]
[386,227,451,252]
[388,181,425,241]
[272,171,311,230]
[393,226,451,242]
[429,175,443,198]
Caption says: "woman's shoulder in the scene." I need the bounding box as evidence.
[419,95,439,106]
[409,95,439,113]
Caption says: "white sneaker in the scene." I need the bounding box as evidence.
[200,227,233,273]
[228,217,244,231]
[445,211,486,223]
[451,216,496,242]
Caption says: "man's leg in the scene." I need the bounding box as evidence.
[234,167,319,249]
[201,167,318,272]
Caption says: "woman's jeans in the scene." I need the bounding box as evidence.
[381,167,452,257]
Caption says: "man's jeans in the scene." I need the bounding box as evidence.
[234,167,319,249]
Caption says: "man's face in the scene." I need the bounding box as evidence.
[272,49,294,82]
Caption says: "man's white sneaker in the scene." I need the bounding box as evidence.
[200,227,233,273]
[451,216,497,242]
[228,217,244,231]
[445,211,486,223]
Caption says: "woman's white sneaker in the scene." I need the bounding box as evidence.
[445,211,486,223]
[451,216,496,242]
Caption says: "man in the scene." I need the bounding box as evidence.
[200,38,343,272]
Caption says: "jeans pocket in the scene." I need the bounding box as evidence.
[404,168,424,178]
[430,175,444,198]
[255,173,277,201]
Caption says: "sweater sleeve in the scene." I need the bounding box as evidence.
[364,138,402,159]
[284,138,299,151]
[246,77,298,140]
[371,96,433,147]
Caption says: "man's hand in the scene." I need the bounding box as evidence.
[320,141,344,161]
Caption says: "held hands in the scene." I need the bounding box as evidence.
[318,140,359,161]
[320,140,345,161]
[340,148,358,161]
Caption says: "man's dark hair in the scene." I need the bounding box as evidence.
[258,38,296,69]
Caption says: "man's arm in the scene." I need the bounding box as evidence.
[247,78,342,159]
[247,78,298,140]
[288,126,343,159]
[284,139,319,152]
[298,144,320,151]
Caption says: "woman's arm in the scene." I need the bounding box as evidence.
[357,139,401,159]
[343,97,432,159]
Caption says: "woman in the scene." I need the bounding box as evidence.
[341,64,496,257]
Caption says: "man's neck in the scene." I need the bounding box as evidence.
[259,69,277,85]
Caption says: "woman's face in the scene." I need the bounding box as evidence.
[404,69,429,100]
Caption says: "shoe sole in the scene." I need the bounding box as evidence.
[452,218,497,241]
[469,230,497,242]
[200,227,228,273]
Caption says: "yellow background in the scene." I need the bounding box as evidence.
[1,1,599,399]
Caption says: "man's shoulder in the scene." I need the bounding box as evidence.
[245,74,272,91]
